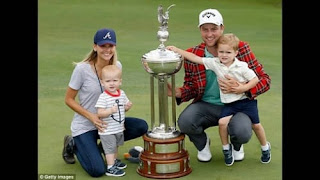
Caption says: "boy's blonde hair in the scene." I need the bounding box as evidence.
[217,33,239,51]
[101,65,122,79]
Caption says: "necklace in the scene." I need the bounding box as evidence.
[94,63,103,93]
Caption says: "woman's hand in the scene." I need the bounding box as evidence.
[89,113,107,132]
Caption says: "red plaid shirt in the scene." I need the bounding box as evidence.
[177,41,271,105]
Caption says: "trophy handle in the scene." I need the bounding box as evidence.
[166,4,176,17]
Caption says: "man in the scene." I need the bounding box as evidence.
[168,8,271,163]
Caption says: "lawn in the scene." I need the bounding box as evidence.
[38,0,282,179]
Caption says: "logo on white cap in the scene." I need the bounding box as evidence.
[198,9,223,27]
[202,11,216,19]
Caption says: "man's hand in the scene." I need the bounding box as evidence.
[167,83,182,98]
[218,75,246,94]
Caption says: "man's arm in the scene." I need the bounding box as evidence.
[168,43,207,105]
[236,41,271,98]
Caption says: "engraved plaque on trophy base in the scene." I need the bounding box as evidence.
[137,134,192,179]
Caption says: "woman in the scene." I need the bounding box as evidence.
[62,28,148,177]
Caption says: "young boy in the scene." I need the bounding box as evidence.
[167,33,271,166]
[95,65,133,176]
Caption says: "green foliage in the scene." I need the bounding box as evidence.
[38,0,282,179]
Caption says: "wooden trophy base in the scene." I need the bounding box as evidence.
[137,133,192,179]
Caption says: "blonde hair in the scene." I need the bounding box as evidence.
[217,33,239,51]
[101,65,122,79]
[72,48,118,66]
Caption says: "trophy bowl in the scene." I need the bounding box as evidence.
[142,48,183,76]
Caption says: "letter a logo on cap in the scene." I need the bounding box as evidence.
[103,32,111,40]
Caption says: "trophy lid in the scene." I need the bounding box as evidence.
[142,48,181,62]
[141,48,182,75]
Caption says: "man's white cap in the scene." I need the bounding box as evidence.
[198,9,223,27]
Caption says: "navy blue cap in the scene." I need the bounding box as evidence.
[94,28,116,46]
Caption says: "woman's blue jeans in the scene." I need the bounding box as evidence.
[73,117,148,177]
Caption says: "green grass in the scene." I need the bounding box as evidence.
[38,0,282,179]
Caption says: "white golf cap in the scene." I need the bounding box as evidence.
[198,9,223,27]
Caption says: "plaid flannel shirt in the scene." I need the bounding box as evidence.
[176,41,271,105]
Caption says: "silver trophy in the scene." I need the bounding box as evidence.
[141,4,183,139]
[139,6,191,178]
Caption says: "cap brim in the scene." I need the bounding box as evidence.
[198,22,222,27]
[97,40,116,46]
